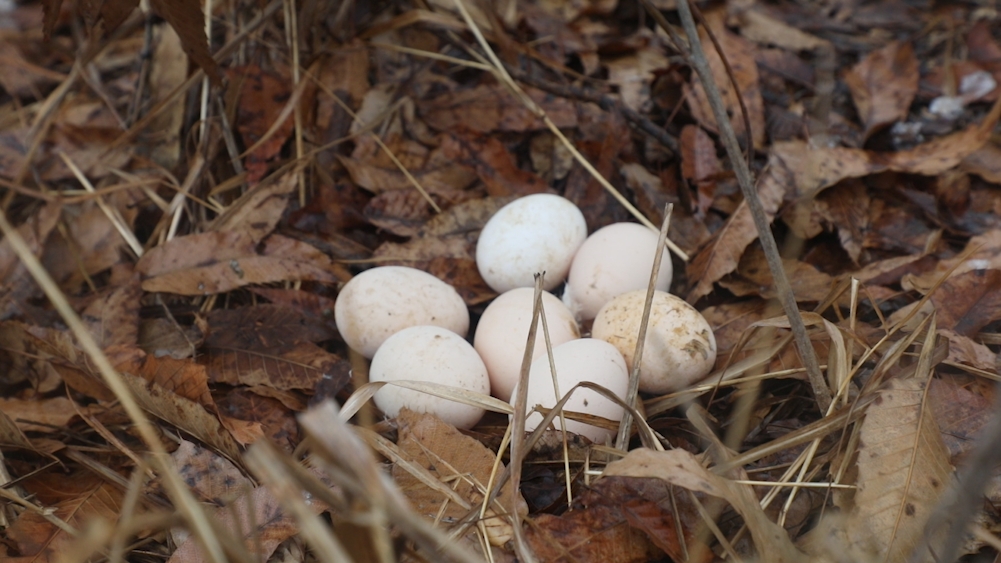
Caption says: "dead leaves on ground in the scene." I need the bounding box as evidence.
[4,0,1001,562]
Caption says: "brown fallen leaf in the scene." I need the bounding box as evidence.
[686,146,786,303]
[230,64,294,183]
[525,476,712,563]
[80,273,141,350]
[205,341,348,392]
[846,378,952,563]
[5,472,124,562]
[170,439,251,505]
[603,448,804,563]
[391,410,527,545]
[0,202,61,318]
[620,163,711,257]
[42,184,142,284]
[928,268,1001,337]
[418,83,577,133]
[938,328,998,373]
[525,506,662,563]
[208,168,298,241]
[928,376,995,463]
[339,139,478,195]
[137,231,350,295]
[138,317,203,360]
[680,125,722,216]
[442,134,549,197]
[844,41,918,138]
[166,482,326,563]
[148,0,220,84]
[686,10,766,149]
[215,387,302,449]
[720,244,835,303]
[206,303,337,349]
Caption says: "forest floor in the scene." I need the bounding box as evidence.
[2,0,1001,562]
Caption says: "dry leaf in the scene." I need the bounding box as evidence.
[208,168,298,241]
[230,64,295,183]
[167,483,325,563]
[419,83,577,133]
[603,448,804,563]
[205,341,348,392]
[149,0,220,84]
[686,10,766,149]
[6,473,124,562]
[170,439,251,505]
[0,202,61,318]
[137,232,350,295]
[686,147,786,303]
[117,367,243,463]
[844,41,918,137]
[392,410,526,543]
[525,476,712,563]
[846,378,952,563]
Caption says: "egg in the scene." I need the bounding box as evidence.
[370,326,490,429]
[562,222,673,321]
[474,288,580,402]
[476,194,587,293]
[335,266,469,358]
[591,290,716,394]
[512,339,628,443]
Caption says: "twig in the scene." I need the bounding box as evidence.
[615,204,672,450]
[668,0,832,412]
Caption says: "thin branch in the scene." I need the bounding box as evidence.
[663,0,832,412]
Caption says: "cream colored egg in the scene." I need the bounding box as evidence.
[335,266,469,358]
[592,290,716,394]
[512,339,628,443]
[562,222,673,321]
[474,288,580,402]
[476,194,587,293]
[370,326,489,429]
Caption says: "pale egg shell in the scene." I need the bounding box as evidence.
[335,266,469,358]
[476,194,587,293]
[370,326,489,429]
[591,290,716,394]
[511,339,628,443]
[474,288,580,402]
[562,222,673,321]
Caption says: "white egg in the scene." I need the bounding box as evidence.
[334,266,469,358]
[474,288,580,402]
[370,326,489,429]
[476,194,587,293]
[562,222,673,321]
[591,290,716,394]
[511,339,628,443]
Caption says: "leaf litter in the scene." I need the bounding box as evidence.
[3,0,1001,562]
